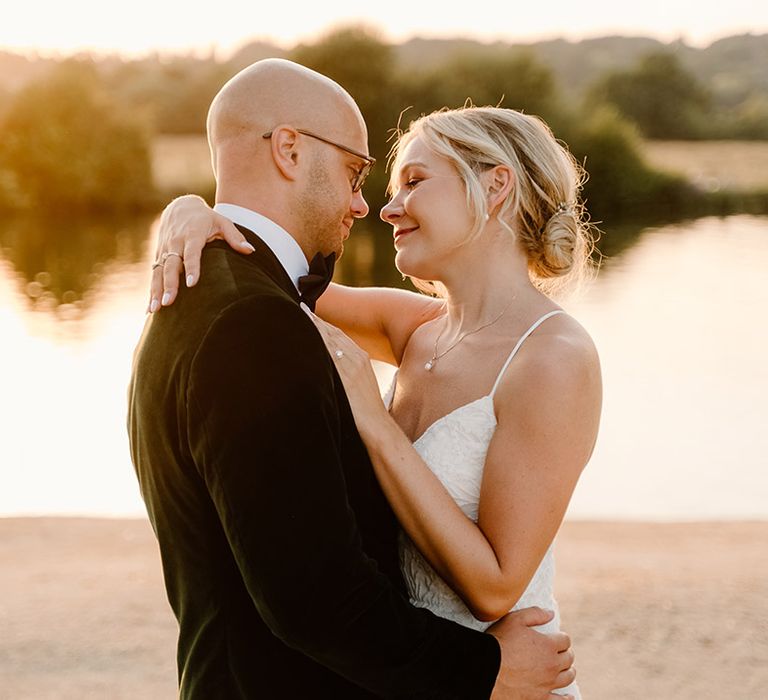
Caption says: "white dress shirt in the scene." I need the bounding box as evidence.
[213,203,308,291]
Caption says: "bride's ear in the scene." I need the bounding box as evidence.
[485,165,514,215]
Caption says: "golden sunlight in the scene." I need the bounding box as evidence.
[3,0,768,56]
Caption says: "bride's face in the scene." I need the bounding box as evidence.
[380,136,476,281]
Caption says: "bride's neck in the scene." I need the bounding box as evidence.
[438,241,534,333]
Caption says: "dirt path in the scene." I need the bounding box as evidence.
[2,518,766,699]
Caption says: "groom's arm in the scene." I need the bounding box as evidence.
[187,294,501,699]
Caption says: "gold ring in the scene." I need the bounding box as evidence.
[162,251,183,262]
[151,260,165,270]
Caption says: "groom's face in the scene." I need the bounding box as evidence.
[298,123,371,259]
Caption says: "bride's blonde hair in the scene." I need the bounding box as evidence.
[388,106,597,296]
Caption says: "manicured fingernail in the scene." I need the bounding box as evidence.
[299,302,313,317]
[186,274,195,287]
[161,292,171,306]
[239,241,255,252]
[150,298,159,313]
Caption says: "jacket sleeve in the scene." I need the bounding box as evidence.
[187,295,500,698]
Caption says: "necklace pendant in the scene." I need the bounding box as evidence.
[424,360,434,371]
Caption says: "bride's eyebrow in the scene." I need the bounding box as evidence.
[399,161,428,172]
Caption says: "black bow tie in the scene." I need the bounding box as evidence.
[298,251,336,311]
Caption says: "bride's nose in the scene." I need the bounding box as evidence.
[380,197,402,223]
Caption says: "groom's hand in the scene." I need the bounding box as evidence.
[487,607,575,700]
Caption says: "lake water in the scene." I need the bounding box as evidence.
[1,214,766,520]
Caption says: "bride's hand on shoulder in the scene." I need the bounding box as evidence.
[148,194,255,313]
[306,307,390,437]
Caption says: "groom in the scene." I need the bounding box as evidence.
[128,59,574,699]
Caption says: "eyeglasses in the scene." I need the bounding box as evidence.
[262,128,376,193]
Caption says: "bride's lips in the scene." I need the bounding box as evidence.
[394,226,418,242]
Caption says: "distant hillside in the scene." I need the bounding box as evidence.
[685,34,768,103]
[394,33,768,104]
[394,35,665,94]
[1,33,766,122]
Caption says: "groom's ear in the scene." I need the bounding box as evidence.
[265,125,302,183]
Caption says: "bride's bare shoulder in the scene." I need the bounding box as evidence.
[499,312,601,404]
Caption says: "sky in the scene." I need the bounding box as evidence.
[2,0,768,57]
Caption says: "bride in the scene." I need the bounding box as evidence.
[150,105,602,699]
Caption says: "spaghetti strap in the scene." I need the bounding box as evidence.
[489,310,566,398]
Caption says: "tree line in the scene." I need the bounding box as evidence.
[1,27,766,218]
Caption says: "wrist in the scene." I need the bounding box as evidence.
[359,407,398,454]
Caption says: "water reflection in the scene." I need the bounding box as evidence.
[596,219,648,260]
[567,214,768,519]
[0,213,765,518]
[0,213,153,317]
[0,211,650,312]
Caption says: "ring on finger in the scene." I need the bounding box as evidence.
[162,251,183,263]
[151,260,165,270]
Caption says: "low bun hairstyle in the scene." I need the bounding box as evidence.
[389,106,597,295]
[529,202,586,283]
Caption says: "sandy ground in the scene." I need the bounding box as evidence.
[1,518,766,699]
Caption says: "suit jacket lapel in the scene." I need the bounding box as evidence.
[233,223,302,304]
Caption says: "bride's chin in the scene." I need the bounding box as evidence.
[394,252,429,281]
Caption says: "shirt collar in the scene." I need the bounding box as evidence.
[213,203,308,291]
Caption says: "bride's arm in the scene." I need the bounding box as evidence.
[316,285,442,365]
[313,315,601,621]
[148,195,442,365]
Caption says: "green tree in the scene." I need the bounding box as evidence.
[0,211,151,308]
[589,51,711,139]
[0,59,155,212]
[562,105,694,222]
[729,94,768,139]
[147,57,234,134]
[400,49,558,121]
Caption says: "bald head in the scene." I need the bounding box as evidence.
[206,59,371,261]
[208,58,365,165]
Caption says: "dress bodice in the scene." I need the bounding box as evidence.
[384,388,559,633]
[384,310,580,698]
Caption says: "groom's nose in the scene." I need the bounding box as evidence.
[351,188,369,218]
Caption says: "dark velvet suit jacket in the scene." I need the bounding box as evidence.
[127,225,501,698]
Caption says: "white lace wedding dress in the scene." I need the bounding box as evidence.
[385,310,580,699]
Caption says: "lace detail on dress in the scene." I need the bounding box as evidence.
[397,398,578,697]
[399,396,561,630]
[389,310,579,697]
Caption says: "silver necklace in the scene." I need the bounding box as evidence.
[425,300,514,371]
